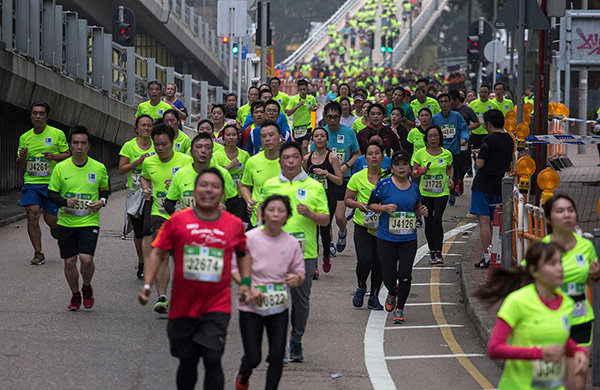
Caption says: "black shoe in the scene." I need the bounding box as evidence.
[474,258,490,268]
[136,263,144,280]
[289,341,303,362]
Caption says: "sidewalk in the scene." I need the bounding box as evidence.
[0,168,127,227]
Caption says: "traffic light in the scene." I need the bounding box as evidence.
[467,34,479,65]
[222,36,229,44]
[380,36,386,53]
[232,43,239,54]
[112,7,135,47]
[386,36,394,53]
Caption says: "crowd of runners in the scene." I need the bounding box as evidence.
[14,67,598,389]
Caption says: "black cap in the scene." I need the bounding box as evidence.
[391,150,411,164]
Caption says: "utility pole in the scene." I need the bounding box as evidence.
[228,7,234,92]
[515,0,526,123]
[260,1,267,83]
[577,0,588,154]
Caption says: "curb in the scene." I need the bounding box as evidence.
[457,225,503,369]
[0,181,127,228]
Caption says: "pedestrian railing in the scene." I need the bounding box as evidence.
[1,0,229,128]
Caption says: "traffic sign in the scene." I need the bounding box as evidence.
[484,41,507,63]
[495,0,550,30]
[217,1,248,37]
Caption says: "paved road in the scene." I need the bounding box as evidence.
[0,178,502,389]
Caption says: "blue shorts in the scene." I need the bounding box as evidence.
[20,184,59,215]
[469,190,501,221]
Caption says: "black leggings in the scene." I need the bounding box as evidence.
[377,239,418,310]
[317,196,337,258]
[176,346,224,390]
[421,195,448,252]
[354,224,382,295]
[238,310,289,390]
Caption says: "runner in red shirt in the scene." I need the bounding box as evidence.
[139,167,252,390]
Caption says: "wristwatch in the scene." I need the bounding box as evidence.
[100,197,107,206]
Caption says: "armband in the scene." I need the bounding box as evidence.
[241,277,252,287]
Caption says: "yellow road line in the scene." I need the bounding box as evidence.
[429,221,495,390]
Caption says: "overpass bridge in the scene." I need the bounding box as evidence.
[0,0,233,191]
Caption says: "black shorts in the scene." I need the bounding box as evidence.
[469,134,486,150]
[151,215,167,239]
[293,127,312,144]
[167,312,231,358]
[58,226,100,259]
[131,200,153,239]
[570,320,593,345]
[334,179,349,201]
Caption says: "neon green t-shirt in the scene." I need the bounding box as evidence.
[353,118,368,133]
[347,168,381,228]
[173,130,191,154]
[212,148,250,189]
[542,233,597,329]
[18,125,69,185]
[407,127,426,152]
[261,175,329,259]
[141,152,193,219]
[287,95,317,128]
[136,100,172,120]
[493,98,514,116]
[411,148,453,197]
[410,97,441,116]
[48,157,109,228]
[497,283,573,390]
[333,96,354,106]
[273,91,290,113]
[119,138,156,190]
[240,151,280,225]
[237,103,251,125]
[166,162,236,210]
[469,99,500,135]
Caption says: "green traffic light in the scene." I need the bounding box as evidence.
[232,46,239,54]
[380,46,386,53]
[387,47,393,53]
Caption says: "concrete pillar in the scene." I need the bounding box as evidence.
[2,0,14,49]
[65,11,78,76]
[42,0,55,64]
[103,33,112,92]
[126,46,136,106]
[16,0,29,54]
[200,81,208,120]
[216,86,223,104]
[29,0,41,60]
[183,74,192,126]
[53,6,63,69]
[77,19,88,80]
[166,67,174,84]
[147,58,156,83]
[91,27,104,88]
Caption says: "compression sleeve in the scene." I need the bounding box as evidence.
[48,190,68,207]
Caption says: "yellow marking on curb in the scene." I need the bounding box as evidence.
[430,221,495,390]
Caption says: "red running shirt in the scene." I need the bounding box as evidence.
[153,208,247,319]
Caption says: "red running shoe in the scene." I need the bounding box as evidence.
[68,293,81,311]
[322,257,331,273]
[82,285,94,309]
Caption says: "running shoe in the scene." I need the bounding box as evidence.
[50,226,59,240]
[329,242,337,257]
[154,296,169,314]
[368,295,384,310]
[474,258,490,268]
[393,308,405,324]
[313,267,320,280]
[429,252,437,265]
[384,294,397,312]
[289,341,303,362]
[68,293,81,311]
[234,371,250,390]
[415,217,422,228]
[353,287,367,308]
[336,230,347,253]
[457,180,464,196]
[435,251,445,265]
[82,285,94,309]
[30,251,45,265]
[322,257,331,273]
[449,192,456,206]
[136,263,144,280]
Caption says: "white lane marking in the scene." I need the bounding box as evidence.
[413,222,477,266]
[365,223,476,390]
[405,302,458,306]
[411,283,455,286]
[385,353,485,360]
[413,266,457,270]
[384,324,464,330]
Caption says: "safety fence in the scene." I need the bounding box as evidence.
[0,0,231,127]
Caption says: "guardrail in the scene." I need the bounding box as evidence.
[169,0,221,59]
[1,0,230,128]
[282,0,363,67]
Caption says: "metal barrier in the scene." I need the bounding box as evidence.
[169,0,221,58]
[1,0,229,127]
[282,0,363,67]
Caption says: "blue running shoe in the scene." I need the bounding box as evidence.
[368,295,384,310]
[353,287,367,308]
[329,242,337,257]
[336,230,347,253]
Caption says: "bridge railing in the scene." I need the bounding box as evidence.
[0,0,229,128]
[282,0,363,67]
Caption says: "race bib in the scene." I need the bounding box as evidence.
[562,282,586,296]
[64,192,92,216]
[575,254,586,267]
[156,191,167,214]
[389,211,416,235]
[362,210,379,228]
[26,156,50,176]
[442,125,456,139]
[291,232,305,254]
[310,173,328,190]
[293,126,308,138]
[573,300,588,318]
[231,173,242,189]
[531,358,565,389]
[182,190,195,208]
[477,113,484,123]
[182,245,224,282]
[254,283,289,316]
[131,168,142,189]
[333,147,346,164]
[422,174,444,193]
